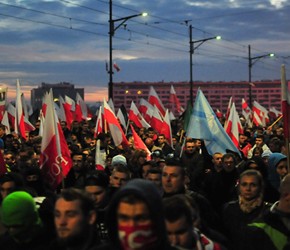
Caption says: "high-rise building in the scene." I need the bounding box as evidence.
[113,80,282,115]
[31,82,84,110]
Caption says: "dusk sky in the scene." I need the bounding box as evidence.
[0,0,289,103]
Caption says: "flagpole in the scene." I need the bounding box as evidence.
[267,115,283,130]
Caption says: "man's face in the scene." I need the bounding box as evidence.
[4,154,15,166]
[166,215,193,249]
[54,198,94,241]
[239,135,247,145]
[276,160,288,179]
[162,166,185,194]
[117,201,151,227]
[223,157,235,172]
[0,181,15,199]
[85,185,106,208]
[146,173,162,188]
[158,136,165,145]
[194,140,202,149]
[142,164,152,179]
[72,155,83,172]
[239,175,260,201]
[255,138,264,147]
[185,142,195,154]
[110,171,128,188]
[212,154,223,169]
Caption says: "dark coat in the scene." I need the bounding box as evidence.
[223,200,271,250]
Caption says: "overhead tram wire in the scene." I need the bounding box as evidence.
[0,1,105,26]
[0,12,107,37]
[2,0,287,73]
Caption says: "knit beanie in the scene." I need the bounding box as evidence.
[1,191,40,227]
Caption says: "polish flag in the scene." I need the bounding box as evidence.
[40,90,72,190]
[150,105,164,135]
[94,106,103,137]
[56,96,66,122]
[129,101,150,129]
[161,109,172,146]
[0,87,7,122]
[169,85,182,114]
[95,139,106,170]
[1,111,11,134]
[216,109,223,118]
[225,102,241,148]
[269,107,282,119]
[225,96,233,121]
[103,99,129,148]
[130,124,151,160]
[113,62,120,72]
[63,95,75,128]
[139,98,153,123]
[148,86,166,117]
[15,80,27,140]
[242,98,252,119]
[75,93,87,122]
[252,101,269,126]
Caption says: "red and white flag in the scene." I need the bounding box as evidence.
[103,99,129,148]
[0,87,7,122]
[242,98,252,120]
[161,109,172,146]
[130,124,151,160]
[139,98,153,123]
[63,95,75,128]
[113,62,121,72]
[94,106,103,137]
[150,105,164,135]
[129,101,150,129]
[95,139,106,170]
[225,102,242,148]
[225,96,233,121]
[1,111,10,134]
[169,85,182,114]
[40,90,72,190]
[148,86,166,117]
[75,93,88,122]
[252,101,269,127]
[269,107,282,119]
[15,80,26,140]
[216,109,223,118]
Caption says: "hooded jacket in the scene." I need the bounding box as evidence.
[98,179,175,250]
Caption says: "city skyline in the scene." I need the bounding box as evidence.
[0,0,289,102]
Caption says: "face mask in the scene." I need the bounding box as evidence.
[118,224,157,250]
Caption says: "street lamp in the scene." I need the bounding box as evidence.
[189,24,221,105]
[108,0,148,100]
[248,44,274,108]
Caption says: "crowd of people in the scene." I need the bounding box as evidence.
[0,118,289,250]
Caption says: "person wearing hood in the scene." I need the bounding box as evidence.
[96,179,177,250]
[266,153,288,203]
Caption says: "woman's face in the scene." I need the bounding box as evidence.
[276,160,288,179]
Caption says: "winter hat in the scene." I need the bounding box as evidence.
[1,191,40,227]
[261,150,272,158]
[111,155,127,167]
